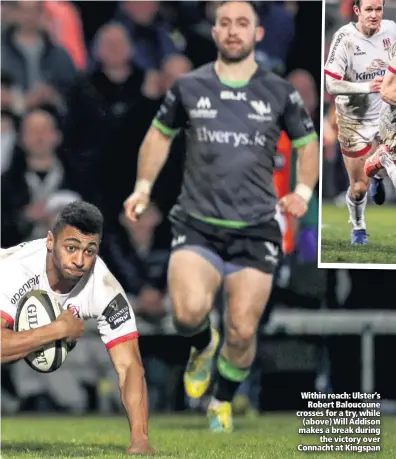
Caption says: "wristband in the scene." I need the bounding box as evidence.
[294,184,313,203]
[134,179,152,195]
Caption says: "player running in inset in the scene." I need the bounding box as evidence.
[324,0,396,244]
[365,42,396,187]
[0,201,153,455]
[124,1,319,432]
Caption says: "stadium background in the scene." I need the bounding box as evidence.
[1,0,395,422]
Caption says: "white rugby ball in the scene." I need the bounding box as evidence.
[14,290,68,373]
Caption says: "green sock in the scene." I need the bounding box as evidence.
[213,355,250,402]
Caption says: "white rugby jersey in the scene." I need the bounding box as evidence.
[0,239,138,350]
[325,20,396,121]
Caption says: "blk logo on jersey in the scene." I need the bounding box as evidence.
[383,38,391,50]
[103,294,130,330]
[220,91,247,101]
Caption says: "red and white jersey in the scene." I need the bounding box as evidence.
[325,20,396,121]
[0,239,138,350]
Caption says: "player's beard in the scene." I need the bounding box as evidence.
[216,38,256,64]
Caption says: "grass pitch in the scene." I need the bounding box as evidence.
[320,203,396,265]
[1,414,396,458]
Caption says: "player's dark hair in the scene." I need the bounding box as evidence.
[353,0,385,9]
[216,1,260,26]
[52,201,104,239]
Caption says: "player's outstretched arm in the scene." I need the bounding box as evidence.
[0,310,84,363]
[108,339,154,455]
[325,74,378,95]
[124,125,173,222]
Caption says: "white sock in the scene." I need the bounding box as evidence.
[380,154,396,188]
[346,188,367,230]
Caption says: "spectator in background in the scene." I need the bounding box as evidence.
[101,203,169,312]
[64,23,161,217]
[1,109,77,247]
[42,190,82,230]
[1,1,18,35]
[183,1,218,68]
[42,0,87,71]
[254,2,295,74]
[287,69,319,130]
[1,0,77,113]
[160,54,192,102]
[1,110,18,175]
[1,71,25,117]
[1,72,24,173]
[113,1,185,71]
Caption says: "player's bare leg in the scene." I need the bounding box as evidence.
[168,249,221,399]
[207,268,273,432]
[343,147,375,245]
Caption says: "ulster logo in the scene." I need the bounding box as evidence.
[383,38,391,50]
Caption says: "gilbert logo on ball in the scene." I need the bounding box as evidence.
[14,290,68,373]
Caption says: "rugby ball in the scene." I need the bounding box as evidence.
[14,290,68,373]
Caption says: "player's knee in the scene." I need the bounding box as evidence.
[226,321,256,350]
[172,299,208,335]
[350,180,368,200]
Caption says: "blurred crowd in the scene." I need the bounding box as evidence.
[323,1,396,203]
[1,1,394,416]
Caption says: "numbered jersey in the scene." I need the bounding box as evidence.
[325,20,396,121]
[0,239,138,349]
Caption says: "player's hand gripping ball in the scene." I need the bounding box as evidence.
[14,290,69,373]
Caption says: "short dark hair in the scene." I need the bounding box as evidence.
[216,1,260,25]
[353,0,385,9]
[52,201,104,239]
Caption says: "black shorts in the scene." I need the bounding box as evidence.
[170,215,283,275]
